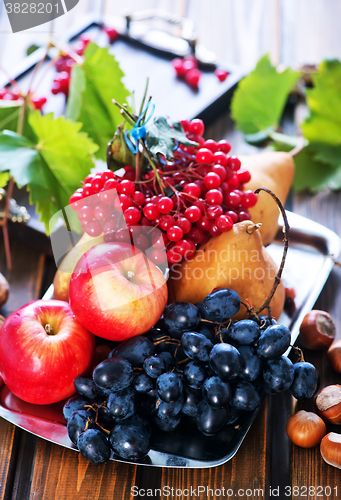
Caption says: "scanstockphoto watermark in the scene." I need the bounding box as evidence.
[2,0,80,33]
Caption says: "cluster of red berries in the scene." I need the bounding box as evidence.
[0,86,46,111]
[172,55,229,88]
[69,118,257,266]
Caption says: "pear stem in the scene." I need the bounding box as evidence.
[253,187,290,317]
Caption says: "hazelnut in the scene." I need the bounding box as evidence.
[327,340,341,373]
[315,385,341,424]
[299,310,335,350]
[320,432,341,469]
[286,410,326,448]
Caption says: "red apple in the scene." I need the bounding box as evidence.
[0,300,96,405]
[69,242,168,341]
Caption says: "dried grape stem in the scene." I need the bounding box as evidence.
[254,187,290,316]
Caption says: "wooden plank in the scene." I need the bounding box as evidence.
[0,419,20,500]
[25,440,137,500]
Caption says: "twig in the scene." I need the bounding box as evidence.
[254,187,290,316]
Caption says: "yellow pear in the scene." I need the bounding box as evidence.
[53,232,104,302]
[167,220,285,321]
[241,151,295,246]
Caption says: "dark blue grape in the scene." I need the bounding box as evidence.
[118,414,152,439]
[109,424,150,460]
[78,429,111,464]
[156,372,183,403]
[202,376,231,408]
[263,356,295,392]
[181,332,213,362]
[226,320,260,346]
[183,361,207,389]
[109,336,155,366]
[230,381,261,411]
[196,324,215,342]
[107,387,137,420]
[196,400,229,435]
[163,302,201,338]
[199,288,241,322]
[252,315,277,329]
[133,373,155,393]
[256,324,291,360]
[238,346,263,382]
[158,351,175,371]
[137,391,156,418]
[143,355,166,378]
[63,396,93,422]
[226,406,243,425]
[97,401,117,426]
[209,343,241,380]
[93,357,134,394]
[67,410,97,446]
[151,411,182,432]
[155,394,184,418]
[290,362,319,400]
[181,386,202,417]
[74,377,98,400]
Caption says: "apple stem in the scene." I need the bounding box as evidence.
[44,324,53,335]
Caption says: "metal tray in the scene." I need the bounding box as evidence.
[0,211,340,468]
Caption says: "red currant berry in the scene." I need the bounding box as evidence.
[94,204,112,220]
[204,172,221,189]
[238,211,251,222]
[99,189,117,205]
[174,239,196,257]
[118,179,135,196]
[103,220,116,233]
[208,221,222,237]
[224,191,242,208]
[167,249,182,264]
[205,189,223,206]
[172,58,186,77]
[197,216,210,231]
[227,175,240,190]
[115,194,132,212]
[193,199,206,214]
[185,68,201,87]
[151,231,168,248]
[241,191,258,208]
[167,225,184,242]
[237,169,251,184]
[104,26,119,43]
[116,228,132,243]
[124,206,141,224]
[159,215,176,231]
[104,231,116,243]
[184,205,202,223]
[211,164,227,182]
[228,156,242,171]
[157,196,174,214]
[186,227,204,244]
[83,183,95,197]
[180,119,191,132]
[147,248,167,265]
[189,119,205,136]
[214,68,229,82]
[69,192,85,211]
[91,175,105,193]
[84,221,102,237]
[177,217,191,234]
[187,132,205,146]
[143,203,160,221]
[225,210,239,224]
[213,151,228,167]
[216,215,233,232]
[140,216,153,227]
[103,178,119,191]
[225,166,234,181]
[182,59,197,73]
[78,205,94,223]
[217,141,231,155]
[101,170,115,182]
[32,96,47,111]
[134,234,150,251]
[183,183,201,198]
[202,139,218,152]
[207,205,223,219]
[132,191,146,206]
[51,82,61,95]
[196,148,214,165]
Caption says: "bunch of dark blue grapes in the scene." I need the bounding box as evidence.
[63,288,319,464]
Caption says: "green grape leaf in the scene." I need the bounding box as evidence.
[0,112,98,233]
[66,42,130,161]
[301,59,341,146]
[231,54,300,134]
[145,117,198,159]
[0,171,10,188]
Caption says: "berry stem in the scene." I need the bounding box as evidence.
[253,187,290,316]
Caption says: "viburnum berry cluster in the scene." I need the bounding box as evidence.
[69,118,258,266]
[172,55,230,88]
[0,86,46,110]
